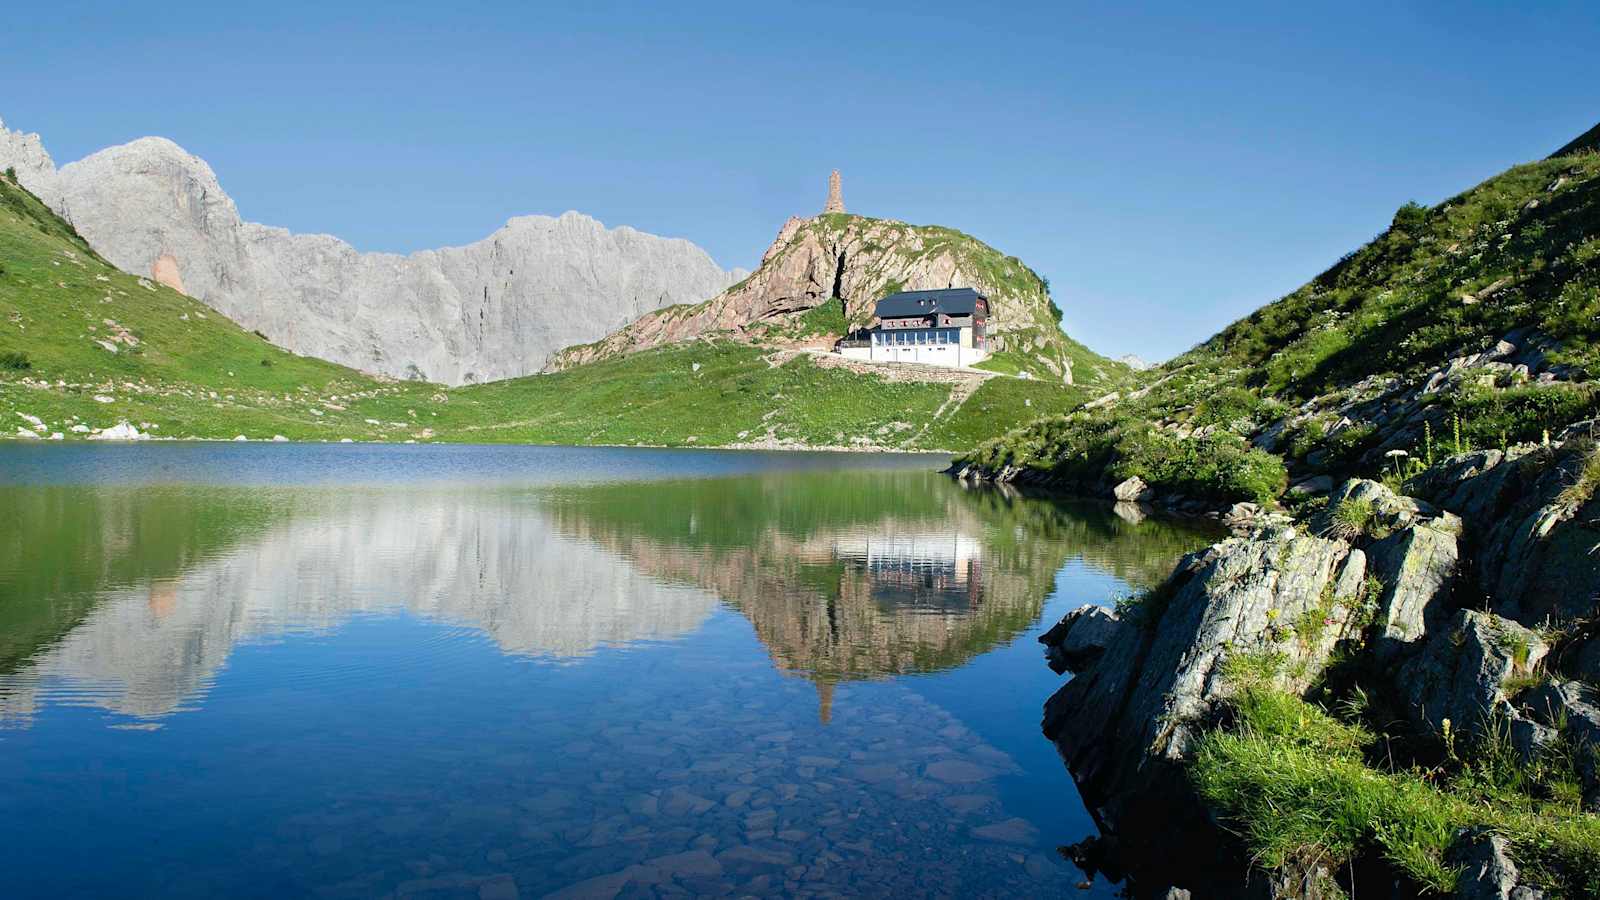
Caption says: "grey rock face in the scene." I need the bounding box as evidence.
[1519,680,1600,807]
[1042,526,1370,826]
[1400,610,1547,739]
[1365,519,1461,658]
[1037,504,1464,886]
[1412,443,1600,627]
[0,116,61,210]
[1449,830,1544,900]
[1039,605,1123,674]
[0,121,742,384]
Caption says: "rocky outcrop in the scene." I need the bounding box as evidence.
[1038,479,1470,891]
[0,118,742,384]
[547,212,1088,381]
[1306,479,1468,660]
[1040,605,1121,674]
[1412,442,1600,627]
[0,116,61,210]
[1039,525,1381,872]
[1112,476,1153,503]
[1400,609,1547,739]
[1249,326,1586,479]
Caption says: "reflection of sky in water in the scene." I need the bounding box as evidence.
[0,445,1217,899]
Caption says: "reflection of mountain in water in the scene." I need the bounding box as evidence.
[0,472,1218,727]
[0,489,717,722]
[545,472,1219,722]
[545,473,1171,709]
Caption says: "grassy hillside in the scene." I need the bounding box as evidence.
[0,172,1092,450]
[959,131,1600,503]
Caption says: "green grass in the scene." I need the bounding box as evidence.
[1430,382,1600,450]
[1192,683,1600,897]
[444,343,955,448]
[916,376,1093,450]
[1324,494,1378,541]
[0,176,1088,451]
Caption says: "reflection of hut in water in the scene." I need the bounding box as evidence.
[550,514,1057,725]
[830,532,985,610]
[541,473,1215,724]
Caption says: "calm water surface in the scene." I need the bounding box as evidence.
[0,444,1217,899]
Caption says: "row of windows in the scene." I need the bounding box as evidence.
[872,328,960,346]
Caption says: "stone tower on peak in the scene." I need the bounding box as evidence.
[824,170,845,214]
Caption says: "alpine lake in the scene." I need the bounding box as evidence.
[0,444,1219,899]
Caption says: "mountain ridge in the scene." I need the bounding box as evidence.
[0,117,744,384]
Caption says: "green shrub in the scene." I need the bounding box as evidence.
[1325,422,1379,468]
[1191,387,1263,434]
[1392,200,1430,235]
[960,411,1288,506]
[0,350,31,370]
[1112,426,1288,506]
[1436,383,1600,450]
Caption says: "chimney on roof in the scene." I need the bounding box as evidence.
[824,170,845,214]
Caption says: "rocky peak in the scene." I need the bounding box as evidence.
[548,211,1089,381]
[0,115,742,384]
[0,116,62,210]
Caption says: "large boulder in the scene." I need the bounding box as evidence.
[1112,476,1154,503]
[88,421,147,441]
[1040,605,1124,674]
[1411,442,1600,627]
[1400,610,1547,739]
[1364,517,1462,660]
[1304,480,1463,659]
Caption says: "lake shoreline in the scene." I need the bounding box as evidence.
[1,432,963,455]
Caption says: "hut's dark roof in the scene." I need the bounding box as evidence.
[874,288,985,318]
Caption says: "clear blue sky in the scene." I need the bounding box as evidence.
[4,1,1595,362]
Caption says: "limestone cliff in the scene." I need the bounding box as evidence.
[548,212,1104,383]
[0,117,743,384]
